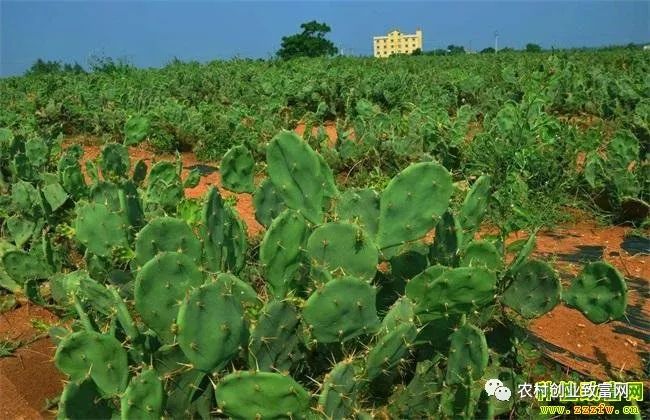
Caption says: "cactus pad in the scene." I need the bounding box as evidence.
[253,178,286,227]
[564,261,627,324]
[216,371,311,419]
[458,175,491,243]
[445,322,488,384]
[74,201,129,257]
[318,360,361,418]
[303,276,380,343]
[54,330,128,395]
[429,211,463,267]
[366,322,417,381]
[221,145,255,193]
[306,222,378,281]
[377,162,453,249]
[459,240,503,271]
[177,280,247,371]
[502,259,560,318]
[134,217,202,267]
[260,209,310,298]
[335,188,380,239]
[134,252,204,343]
[99,143,130,181]
[248,300,302,372]
[120,368,164,420]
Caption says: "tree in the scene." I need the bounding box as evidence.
[480,47,495,54]
[276,21,338,60]
[26,59,85,76]
[525,43,542,53]
[447,45,466,55]
[411,48,422,56]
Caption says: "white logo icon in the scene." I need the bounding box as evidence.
[485,379,512,401]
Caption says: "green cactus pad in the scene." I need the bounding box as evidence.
[2,249,52,284]
[214,272,259,308]
[134,217,202,267]
[406,266,497,320]
[366,322,418,381]
[458,175,491,244]
[132,159,148,185]
[183,168,201,189]
[267,130,324,224]
[253,178,286,227]
[303,276,380,343]
[177,280,247,372]
[89,181,121,211]
[260,209,310,298]
[507,232,536,273]
[200,187,247,273]
[58,146,88,199]
[120,368,164,420]
[24,138,49,168]
[42,182,69,212]
[58,379,115,420]
[564,261,627,324]
[124,116,150,146]
[74,201,129,257]
[99,143,130,181]
[445,323,488,384]
[221,144,255,193]
[6,215,35,247]
[336,188,380,238]
[54,330,128,395]
[459,240,503,271]
[502,260,560,318]
[388,360,443,419]
[380,296,416,334]
[216,371,311,420]
[377,162,454,249]
[145,161,183,213]
[318,360,360,418]
[429,211,463,267]
[135,252,204,343]
[11,180,41,216]
[306,222,378,281]
[248,300,302,372]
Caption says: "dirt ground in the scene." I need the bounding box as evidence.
[0,135,647,418]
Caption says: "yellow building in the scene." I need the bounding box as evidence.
[373,29,422,57]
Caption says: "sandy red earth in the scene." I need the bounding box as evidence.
[0,134,647,418]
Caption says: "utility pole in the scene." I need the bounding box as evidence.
[494,31,499,54]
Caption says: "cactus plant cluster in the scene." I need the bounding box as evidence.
[0,128,632,419]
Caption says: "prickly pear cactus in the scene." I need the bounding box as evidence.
[306,222,378,281]
[134,252,204,343]
[248,300,302,372]
[55,330,129,396]
[253,178,286,227]
[134,217,202,267]
[563,261,627,324]
[120,368,164,420]
[260,209,310,298]
[215,371,311,419]
[458,175,491,244]
[177,280,247,372]
[445,322,488,384]
[99,143,130,181]
[429,211,463,267]
[318,359,361,418]
[266,130,324,224]
[459,240,503,271]
[501,259,560,318]
[221,144,255,193]
[336,188,380,238]
[303,276,380,343]
[74,201,129,257]
[376,162,454,249]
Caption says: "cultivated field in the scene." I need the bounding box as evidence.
[0,50,648,418]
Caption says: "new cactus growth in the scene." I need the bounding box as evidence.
[303,276,380,343]
[306,222,379,281]
[177,280,248,371]
[120,368,164,420]
[215,371,311,419]
[260,209,310,298]
[376,162,454,249]
[221,144,255,193]
[134,217,202,267]
[134,252,204,343]
[563,261,627,324]
[54,330,129,396]
[501,259,560,318]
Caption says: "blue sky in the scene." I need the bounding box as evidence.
[1,1,648,76]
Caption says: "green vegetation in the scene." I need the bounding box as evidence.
[277,20,339,60]
[0,124,639,417]
[0,47,647,418]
